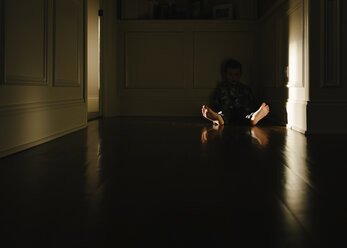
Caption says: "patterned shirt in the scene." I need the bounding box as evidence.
[211,81,256,125]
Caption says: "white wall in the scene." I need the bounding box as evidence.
[286,0,309,133]
[259,0,309,133]
[0,0,86,157]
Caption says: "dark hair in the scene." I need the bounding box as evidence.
[221,59,242,76]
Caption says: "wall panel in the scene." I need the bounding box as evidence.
[53,0,82,86]
[194,31,254,89]
[4,0,47,85]
[321,0,340,87]
[0,0,86,157]
[125,32,185,89]
[306,0,347,133]
[116,21,257,117]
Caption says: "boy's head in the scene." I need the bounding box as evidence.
[222,59,242,83]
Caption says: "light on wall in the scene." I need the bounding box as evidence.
[286,41,298,129]
[288,41,298,86]
[284,1,307,133]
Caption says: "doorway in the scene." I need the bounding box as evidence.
[87,0,101,121]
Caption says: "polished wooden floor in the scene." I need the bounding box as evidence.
[1,117,346,247]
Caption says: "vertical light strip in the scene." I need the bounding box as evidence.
[98,15,101,92]
[283,129,310,230]
[0,0,3,84]
[321,0,340,87]
[302,0,310,103]
[43,0,48,84]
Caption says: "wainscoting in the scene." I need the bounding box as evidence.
[116,20,258,117]
[0,0,87,157]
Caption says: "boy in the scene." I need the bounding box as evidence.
[202,59,269,126]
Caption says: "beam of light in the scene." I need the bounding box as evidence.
[283,128,311,231]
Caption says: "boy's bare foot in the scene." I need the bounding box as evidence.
[251,102,270,125]
[201,105,224,125]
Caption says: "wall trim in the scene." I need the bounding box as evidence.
[258,0,288,23]
[0,123,86,158]
[287,98,308,104]
[0,99,85,114]
[306,129,347,135]
[286,98,308,134]
[286,123,307,134]
[4,75,48,86]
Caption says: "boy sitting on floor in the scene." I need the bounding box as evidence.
[202,59,270,126]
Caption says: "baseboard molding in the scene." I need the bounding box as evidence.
[0,100,87,158]
[0,99,85,114]
[306,100,347,134]
[286,123,306,134]
[286,99,307,134]
[0,124,86,158]
[120,94,209,117]
[305,129,347,135]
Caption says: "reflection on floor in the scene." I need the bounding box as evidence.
[1,117,346,247]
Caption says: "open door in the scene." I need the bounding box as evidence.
[87,0,101,120]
